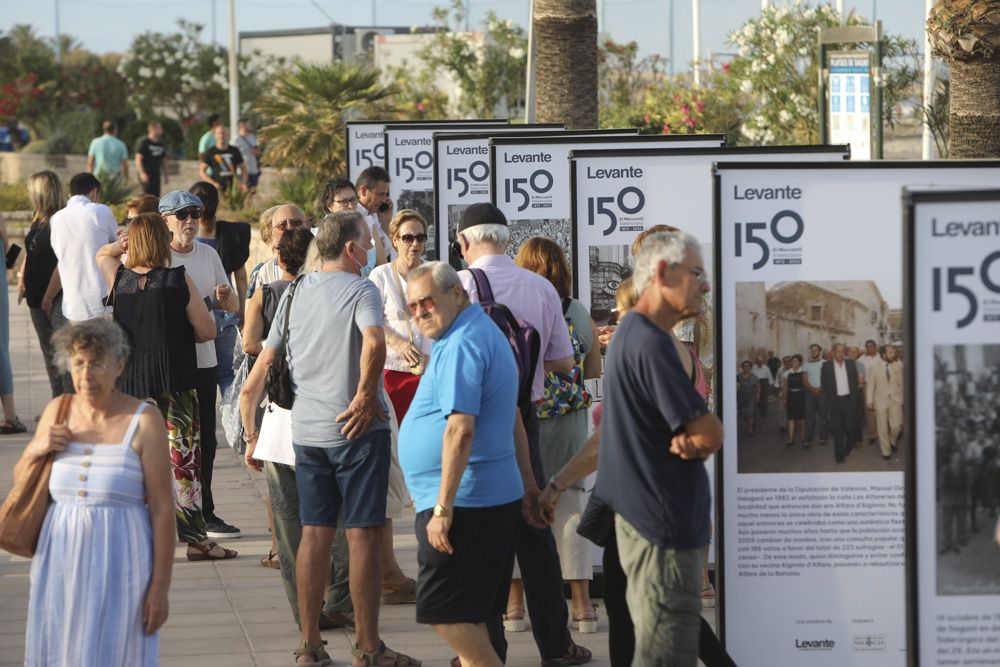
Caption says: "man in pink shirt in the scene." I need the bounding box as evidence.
[454,203,590,666]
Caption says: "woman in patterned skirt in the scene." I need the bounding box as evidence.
[96,213,235,561]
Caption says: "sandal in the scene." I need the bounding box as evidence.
[503,606,527,633]
[294,638,333,667]
[260,550,281,569]
[571,604,599,634]
[351,640,421,666]
[701,584,717,609]
[187,541,238,561]
[541,641,592,666]
[0,417,27,435]
[380,576,416,604]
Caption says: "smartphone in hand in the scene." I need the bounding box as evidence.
[5,244,21,270]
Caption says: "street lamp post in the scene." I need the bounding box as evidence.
[692,0,701,86]
[228,0,240,139]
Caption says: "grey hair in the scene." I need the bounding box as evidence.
[52,319,131,372]
[408,261,462,291]
[632,231,701,294]
[315,211,364,261]
[460,223,510,248]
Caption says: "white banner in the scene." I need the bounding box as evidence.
[384,122,508,260]
[433,128,639,265]
[828,52,873,161]
[906,188,1000,667]
[346,121,389,183]
[348,119,509,183]
[490,134,724,263]
[715,162,1000,667]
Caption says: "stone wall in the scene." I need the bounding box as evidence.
[0,152,286,201]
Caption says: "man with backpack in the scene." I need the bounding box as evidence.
[454,203,591,666]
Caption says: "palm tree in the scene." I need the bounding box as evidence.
[927,0,1000,158]
[256,61,397,176]
[533,0,599,128]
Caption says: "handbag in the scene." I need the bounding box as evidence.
[576,492,615,548]
[537,299,592,419]
[0,393,73,558]
[265,275,302,410]
[391,263,428,376]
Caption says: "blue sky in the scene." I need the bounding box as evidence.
[6,0,927,66]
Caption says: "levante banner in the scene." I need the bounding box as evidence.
[714,161,1000,667]
[904,187,1000,667]
[489,133,724,262]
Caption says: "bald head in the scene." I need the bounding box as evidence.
[270,204,307,248]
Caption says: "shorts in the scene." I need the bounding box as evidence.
[293,429,390,529]
[415,500,520,625]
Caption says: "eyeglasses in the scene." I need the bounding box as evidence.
[274,218,305,231]
[398,233,428,245]
[333,196,359,206]
[407,294,437,316]
[70,358,111,373]
[172,208,202,221]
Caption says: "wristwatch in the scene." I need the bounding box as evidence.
[548,475,565,493]
[432,504,452,518]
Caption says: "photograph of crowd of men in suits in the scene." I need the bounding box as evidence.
[935,344,1000,595]
[734,280,904,474]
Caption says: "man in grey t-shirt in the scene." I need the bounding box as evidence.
[252,211,418,667]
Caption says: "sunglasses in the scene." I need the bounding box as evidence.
[172,208,202,221]
[407,294,437,316]
[398,233,428,245]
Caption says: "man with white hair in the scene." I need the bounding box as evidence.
[453,203,591,666]
[594,230,723,666]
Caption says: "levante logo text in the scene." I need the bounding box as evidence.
[795,638,835,650]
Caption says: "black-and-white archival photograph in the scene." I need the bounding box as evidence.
[935,344,1000,596]
[508,218,573,263]
[397,189,437,260]
[734,280,905,474]
[588,244,632,326]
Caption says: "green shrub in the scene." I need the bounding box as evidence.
[96,169,135,206]
[272,170,324,219]
[0,182,30,212]
[220,179,250,214]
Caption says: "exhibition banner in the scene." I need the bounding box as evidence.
[489,133,724,263]
[828,52,873,160]
[346,119,508,183]
[433,127,636,264]
[346,120,390,183]
[714,161,1000,667]
[384,121,509,259]
[904,188,1000,667]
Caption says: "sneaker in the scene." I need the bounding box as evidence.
[205,517,242,539]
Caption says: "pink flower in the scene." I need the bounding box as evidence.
[673,94,681,103]
[695,99,705,113]
[662,124,671,134]
[416,102,425,112]
[722,63,731,74]
[685,117,696,128]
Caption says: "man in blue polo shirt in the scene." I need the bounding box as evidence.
[594,230,723,666]
[399,260,524,667]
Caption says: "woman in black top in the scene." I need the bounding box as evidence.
[19,170,67,399]
[96,213,236,562]
[188,181,250,394]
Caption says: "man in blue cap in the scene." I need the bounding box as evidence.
[160,190,243,541]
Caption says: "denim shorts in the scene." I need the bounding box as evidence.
[293,429,390,529]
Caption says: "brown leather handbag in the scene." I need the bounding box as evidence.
[0,394,72,558]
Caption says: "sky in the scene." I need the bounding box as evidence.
[5,0,929,68]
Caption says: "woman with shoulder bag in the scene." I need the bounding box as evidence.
[514,237,603,633]
[21,319,175,666]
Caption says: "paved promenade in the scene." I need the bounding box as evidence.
[0,287,719,666]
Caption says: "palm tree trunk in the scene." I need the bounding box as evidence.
[533,0,598,129]
[949,60,1000,158]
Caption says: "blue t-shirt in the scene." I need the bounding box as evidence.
[87,134,128,176]
[399,304,523,512]
[593,311,711,549]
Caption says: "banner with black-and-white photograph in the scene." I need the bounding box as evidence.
[904,188,1000,667]
[434,127,639,265]
[489,133,724,262]
[384,121,509,259]
[715,161,1000,667]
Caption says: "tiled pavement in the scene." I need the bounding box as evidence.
[0,288,716,665]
